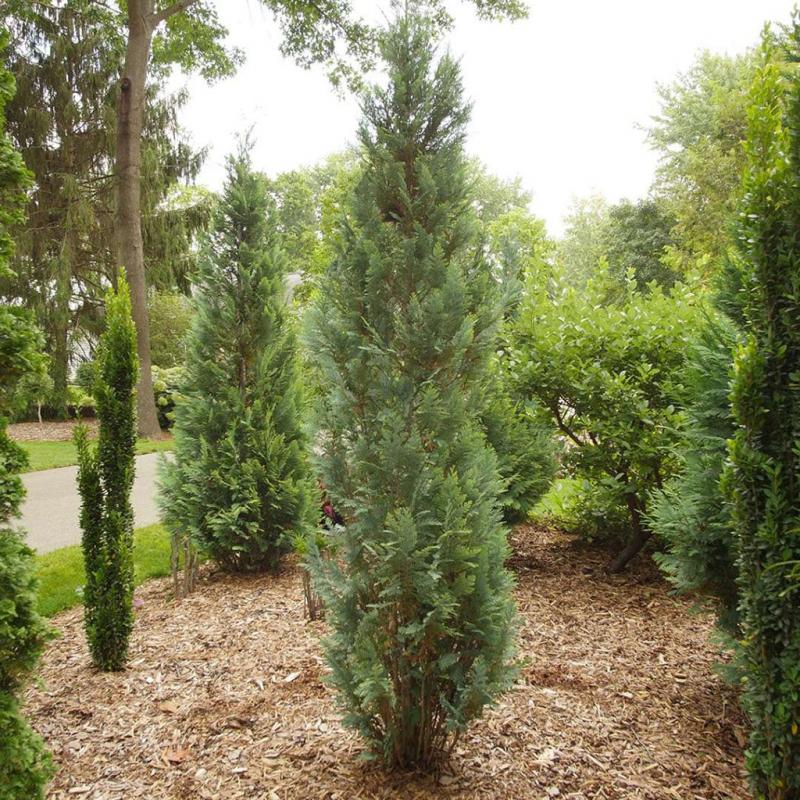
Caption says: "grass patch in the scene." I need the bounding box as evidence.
[35,523,172,617]
[21,437,173,472]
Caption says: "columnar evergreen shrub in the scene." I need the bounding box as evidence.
[0,32,53,796]
[76,275,138,671]
[726,28,800,798]
[306,13,517,769]
[159,148,315,577]
[0,312,54,798]
[649,316,740,634]
[0,527,53,800]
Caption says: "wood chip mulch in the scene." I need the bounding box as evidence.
[25,526,751,800]
[8,420,99,442]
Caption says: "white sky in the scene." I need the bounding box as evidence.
[174,0,797,236]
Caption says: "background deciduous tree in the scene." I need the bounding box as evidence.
[646,50,756,273]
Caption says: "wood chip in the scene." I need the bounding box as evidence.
[25,526,751,799]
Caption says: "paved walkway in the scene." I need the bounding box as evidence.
[20,452,165,554]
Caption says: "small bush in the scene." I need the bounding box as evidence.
[0,529,53,800]
[510,269,702,571]
[151,365,184,429]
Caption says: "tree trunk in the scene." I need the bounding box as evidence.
[607,492,652,574]
[115,0,161,438]
[51,244,73,420]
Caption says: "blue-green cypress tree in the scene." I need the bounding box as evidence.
[727,23,800,798]
[76,274,138,671]
[158,147,315,576]
[306,12,517,770]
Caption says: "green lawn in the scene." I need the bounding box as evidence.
[34,523,172,617]
[21,437,173,472]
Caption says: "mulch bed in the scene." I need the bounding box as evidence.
[8,420,99,442]
[25,526,750,799]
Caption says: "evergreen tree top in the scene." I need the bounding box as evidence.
[361,14,471,160]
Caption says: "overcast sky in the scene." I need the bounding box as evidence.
[174,0,797,236]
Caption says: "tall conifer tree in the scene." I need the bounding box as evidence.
[159,148,314,576]
[0,32,53,795]
[727,24,800,798]
[306,11,517,769]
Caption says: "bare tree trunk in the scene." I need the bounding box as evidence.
[607,492,652,574]
[115,0,160,438]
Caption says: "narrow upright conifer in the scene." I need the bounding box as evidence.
[159,147,315,576]
[76,274,138,671]
[0,32,53,793]
[307,11,517,769]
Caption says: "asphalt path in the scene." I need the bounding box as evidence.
[20,452,164,553]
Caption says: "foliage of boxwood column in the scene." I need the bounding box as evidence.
[726,26,800,799]
[159,148,315,575]
[0,30,53,796]
[306,13,517,769]
[76,275,138,671]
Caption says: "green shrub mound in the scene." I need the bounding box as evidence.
[481,381,557,524]
[152,364,184,429]
[306,13,517,769]
[159,148,315,575]
[511,268,702,572]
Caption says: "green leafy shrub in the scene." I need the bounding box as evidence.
[66,384,95,418]
[75,275,138,671]
[158,147,315,576]
[306,14,517,769]
[649,316,740,634]
[510,269,702,572]
[540,476,633,544]
[725,26,800,797]
[151,365,184,429]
